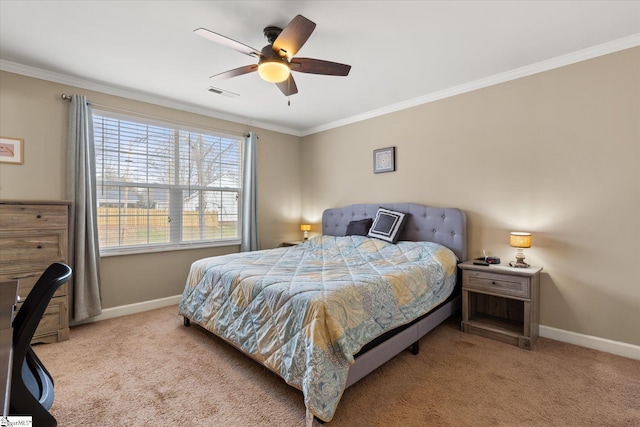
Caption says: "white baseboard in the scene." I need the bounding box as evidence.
[73,297,640,361]
[71,294,182,326]
[540,325,640,361]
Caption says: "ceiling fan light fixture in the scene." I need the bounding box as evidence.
[197,15,350,96]
[258,60,290,83]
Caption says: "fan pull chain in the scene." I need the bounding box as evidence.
[288,96,291,107]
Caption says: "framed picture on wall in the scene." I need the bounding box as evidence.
[0,137,24,165]
[373,146,395,174]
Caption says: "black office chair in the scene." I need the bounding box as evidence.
[10,262,72,427]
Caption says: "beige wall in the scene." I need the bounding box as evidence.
[0,71,302,309]
[301,47,640,346]
[2,47,638,346]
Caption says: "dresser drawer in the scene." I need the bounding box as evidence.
[0,230,67,277]
[16,295,68,338]
[463,270,530,298]
[0,204,68,230]
[9,273,68,302]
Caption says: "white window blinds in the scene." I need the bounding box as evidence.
[93,111,243,252]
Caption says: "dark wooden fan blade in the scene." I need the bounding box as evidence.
[194,28,262,58]
[276,74,298,96]
[211,64,258,80]
[289,58,351,76]
[272,15,316,59]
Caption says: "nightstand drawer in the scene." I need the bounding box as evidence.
[463,270,530,298]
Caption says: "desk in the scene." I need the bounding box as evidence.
[1,280,18,416]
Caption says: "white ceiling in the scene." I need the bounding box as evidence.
[1,1,639,136]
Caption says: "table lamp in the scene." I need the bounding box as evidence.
[300,224,311,240]
[509,232,531,268]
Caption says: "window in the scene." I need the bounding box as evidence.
[93,110,243,253]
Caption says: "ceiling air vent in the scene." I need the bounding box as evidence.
[207,86,239,98]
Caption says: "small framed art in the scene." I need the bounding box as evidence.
[373,146,395,174]
[0,137,24,165]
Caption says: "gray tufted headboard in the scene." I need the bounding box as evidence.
[322,203,467,262]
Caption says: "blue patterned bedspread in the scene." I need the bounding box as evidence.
[178,235,457,421]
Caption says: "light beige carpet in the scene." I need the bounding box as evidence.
[35,305,639,426]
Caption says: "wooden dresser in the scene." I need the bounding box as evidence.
[0,200,71,343]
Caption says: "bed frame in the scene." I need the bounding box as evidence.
[321,203,467,388]
[182,202,467,420]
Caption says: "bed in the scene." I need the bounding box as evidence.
[178,203,467,423]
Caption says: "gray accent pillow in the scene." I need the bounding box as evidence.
[367,208,407,243]
[345,218,373,236]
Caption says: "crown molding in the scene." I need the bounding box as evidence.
[301,33,640,136]
[3,32,637,139]
[0,59,302,137]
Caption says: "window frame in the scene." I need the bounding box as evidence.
[92,109,244,256]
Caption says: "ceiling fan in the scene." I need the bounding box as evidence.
[195,14,351,97]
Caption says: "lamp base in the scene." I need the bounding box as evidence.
[509,260,530,268]
[509,252,530,268]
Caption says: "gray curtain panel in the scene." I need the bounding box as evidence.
[241,131,259,252]
[66,95,102,321]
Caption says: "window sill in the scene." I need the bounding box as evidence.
[99,240,241,257]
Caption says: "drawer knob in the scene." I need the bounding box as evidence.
[37,245,42,249]
[37,214,42,219]
[492,281,496,285]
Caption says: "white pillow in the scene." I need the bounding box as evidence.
[367,208,407,243]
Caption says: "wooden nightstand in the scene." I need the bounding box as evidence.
[459,261,542,350]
